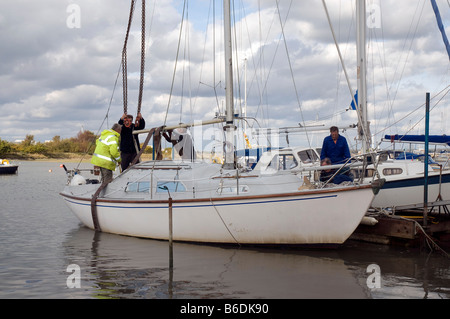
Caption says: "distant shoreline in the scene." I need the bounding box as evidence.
[2,153,155,163]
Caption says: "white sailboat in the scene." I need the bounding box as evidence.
[244,0,450,211]
[251,144,450,210]
[349,1,450,210]
[60,0,381,245]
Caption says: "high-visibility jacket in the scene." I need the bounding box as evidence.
[91,129,121,171]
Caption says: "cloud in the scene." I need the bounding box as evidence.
[0,0,448,149]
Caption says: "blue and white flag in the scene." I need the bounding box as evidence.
[350,90,358,110]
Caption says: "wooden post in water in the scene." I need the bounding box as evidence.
[160,186,174,274]
[160,185,174,298]
[168,193,173,298]
[423,92,430,228]
[168,194,173,266]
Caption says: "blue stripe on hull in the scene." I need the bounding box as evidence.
[382,172,450,189]
[64,194,338,210]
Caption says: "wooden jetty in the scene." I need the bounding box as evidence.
[351,200,450,254]
[350,92,450,256]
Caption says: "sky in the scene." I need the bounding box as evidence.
[0,0,449,152]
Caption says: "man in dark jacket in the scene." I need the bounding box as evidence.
[320,126,353,183]
[118,113,146,171]
[320,126,351,164]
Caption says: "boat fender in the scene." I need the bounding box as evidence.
[360,216,378,226]
[1,159,10,165]
[371,178,385,195]
[70,174,87,186]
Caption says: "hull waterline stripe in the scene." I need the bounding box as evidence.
[381,173,450,189]
[63,194,338,210]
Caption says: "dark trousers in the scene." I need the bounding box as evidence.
[121,152,139,171]
[100,167,113,185]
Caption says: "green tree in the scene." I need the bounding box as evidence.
[74,130,97,154]
[0,138,12,156]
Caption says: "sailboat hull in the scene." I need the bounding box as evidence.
[61,185,374,245]
[371,171,450,208]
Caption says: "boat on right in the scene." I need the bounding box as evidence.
[252,0,450,212]
[362,134,450,210]
[326,0,450,212]
[251,144,450,211]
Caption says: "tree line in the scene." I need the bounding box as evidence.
[0,130,158,157]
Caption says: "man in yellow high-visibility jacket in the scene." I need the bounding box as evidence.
[91,123,122,184]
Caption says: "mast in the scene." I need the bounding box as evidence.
[223,0,236,169]
[244,58,247,133]
[356,0,371,153]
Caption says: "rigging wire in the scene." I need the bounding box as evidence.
[74,62,124,170]
[274,0,312,149]
[387,0,426,131]
[236,2,266,128]
[374,85,450,148]
[190,0,223,119]
[322,0,370,149]
[163,0,187,127]
[76,0,157,169]
[74,0,140,169]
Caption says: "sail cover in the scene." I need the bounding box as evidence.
[385,134,450,146]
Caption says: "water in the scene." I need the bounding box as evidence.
[0,161,449,300]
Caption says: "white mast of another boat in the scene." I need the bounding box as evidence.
[223,0,236,169]
[244,57,248,133]
[356,0,371,153]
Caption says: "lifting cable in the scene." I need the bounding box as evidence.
[122,0,136,115]
[122,0,146,117]
[91,0,147,227]
[137,0,146,115]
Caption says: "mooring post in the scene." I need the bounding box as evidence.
[159,186,174,270]
[423,92,430,228]
[160,185,174,298]
[168,194,174,297]
[168,194,173,265]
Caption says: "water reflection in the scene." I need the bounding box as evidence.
[1,162,447,299]
[62,225,449,299]
[62,227,369,298]
[337,241,450,299]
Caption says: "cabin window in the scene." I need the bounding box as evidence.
[126,181,150,193]
[266,154,298,170]
[156,181,186,193]
[298,150,319,164]
[266,155,279,169]
[378,153,389,162]
[382,168,403,176]
[280,154,298,170]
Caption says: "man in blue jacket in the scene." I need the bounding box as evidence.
[320,126,353,183]
[320,126,351,164]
